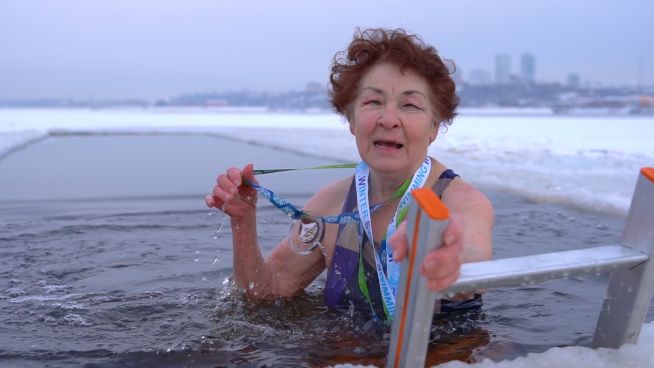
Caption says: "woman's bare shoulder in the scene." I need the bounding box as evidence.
[303,176,353,214]
[442,178,494,216]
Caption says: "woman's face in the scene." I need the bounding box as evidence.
[350,62,438,177]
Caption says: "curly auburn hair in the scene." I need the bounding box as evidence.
[329,28,459,127]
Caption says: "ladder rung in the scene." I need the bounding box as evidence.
[440,245,649,296]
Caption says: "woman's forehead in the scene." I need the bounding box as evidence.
[358,63,431,98]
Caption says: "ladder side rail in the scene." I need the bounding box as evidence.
[387,189,449,368]
[593,168,654,348]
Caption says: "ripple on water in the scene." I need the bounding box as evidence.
[38,313,92,327]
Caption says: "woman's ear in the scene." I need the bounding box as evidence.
[429,121,439,143]
[347,109,356,135]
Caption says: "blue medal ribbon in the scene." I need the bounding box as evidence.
[246,181,360,224]
[245,162,410,225]
[354,157,432,319]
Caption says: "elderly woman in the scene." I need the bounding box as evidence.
[205,28,493,322]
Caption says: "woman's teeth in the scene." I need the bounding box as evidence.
[374,140,403,148]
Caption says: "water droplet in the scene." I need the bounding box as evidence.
[194,258,200,262]
[248,281,255,290]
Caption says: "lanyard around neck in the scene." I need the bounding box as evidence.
[354,157,432,321]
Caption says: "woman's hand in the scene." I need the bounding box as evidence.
[389,214,464,291]
[204,163,258,221]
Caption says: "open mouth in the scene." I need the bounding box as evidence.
[374,140,404,149]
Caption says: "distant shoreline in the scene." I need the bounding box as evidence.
[1,105,652,117]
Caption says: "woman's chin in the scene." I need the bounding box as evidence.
[366,159,412,175]
[366,154,429,176]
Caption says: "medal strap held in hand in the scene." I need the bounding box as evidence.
[243,162,410,225]
[245,176,411,225]
[252,163,357,176]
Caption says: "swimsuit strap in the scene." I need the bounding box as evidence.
[432,168,459,198]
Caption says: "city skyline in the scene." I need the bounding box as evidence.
[1,0,652,100]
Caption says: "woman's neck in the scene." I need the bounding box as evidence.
[366,158,433,202]
[367,168,413,203]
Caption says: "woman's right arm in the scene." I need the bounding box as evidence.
[204,164,342,299]
[205,163,273,297]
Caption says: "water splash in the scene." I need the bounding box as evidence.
[210,209,228,239]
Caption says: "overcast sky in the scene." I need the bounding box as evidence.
[1,0,652,100]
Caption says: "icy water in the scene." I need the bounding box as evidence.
[1,133,646,367]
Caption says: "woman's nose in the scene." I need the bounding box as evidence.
[378,105,400,129]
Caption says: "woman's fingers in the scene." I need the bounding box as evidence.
[421,252,461,291]
[425,268,460,291]
[238,163,259,200]
[219,169,241,195]
[420,215,465,291]
[216,166,246,196]
[242,163,257,184]
[205,164,258,218]
[227,167,243,187]
[442,213,464,250]
[422,245,460,277]
[389,221,408,261]
[205,195,217,208]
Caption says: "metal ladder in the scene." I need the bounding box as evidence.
[388,167,654,368]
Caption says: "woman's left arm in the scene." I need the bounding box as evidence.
[389,180,494,291]
[441,180,494,263]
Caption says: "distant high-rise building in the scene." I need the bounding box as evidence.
[520,53,536,82]
[567,73,580,88]
[495,54,511,85]
[468,69,492,85]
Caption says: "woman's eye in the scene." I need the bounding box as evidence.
[404,103,421,110]
[363,100,381,108]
